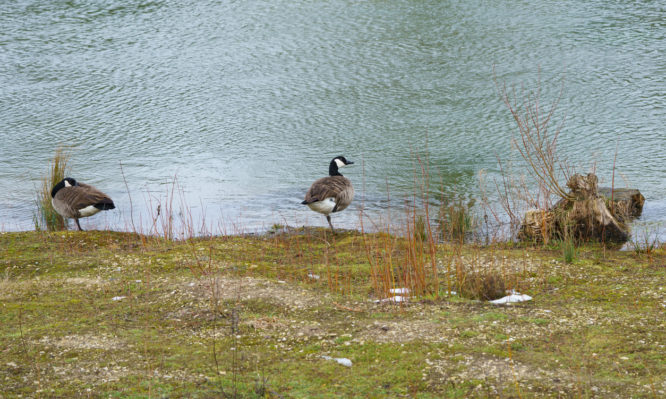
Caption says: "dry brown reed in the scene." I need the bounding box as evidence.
[360,151,441,302]
[628,225,661,262]
[139,174,214,241]
[35,147,70,231]
[360,148,527,302]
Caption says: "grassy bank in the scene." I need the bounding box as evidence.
[1,230,664,398]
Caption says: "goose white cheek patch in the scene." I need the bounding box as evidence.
[335,159,345,168]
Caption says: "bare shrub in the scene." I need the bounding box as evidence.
[488,67,577,243]
[495,67,573,201]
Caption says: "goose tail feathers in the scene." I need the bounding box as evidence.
[94,199,115,211]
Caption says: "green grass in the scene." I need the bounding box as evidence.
[1,230,664,398]
[561,237,578,264]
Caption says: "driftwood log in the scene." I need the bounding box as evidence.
[519,173,644,244]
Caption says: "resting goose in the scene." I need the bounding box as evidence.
[51,177,115,231]
[302,156,354,232]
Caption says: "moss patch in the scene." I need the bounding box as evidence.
[0,230,664,398]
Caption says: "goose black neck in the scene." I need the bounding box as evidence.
[51,181,64,198]
[329,161,343,177]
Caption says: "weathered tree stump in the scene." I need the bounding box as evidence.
[519,209,554,242]
[597,187,645,222]
[519,173,644,244]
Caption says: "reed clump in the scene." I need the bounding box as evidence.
[35,148,70,231]
[628,225,661,261]
[458,270,507,300]
[559,224,578,263]
[561,238,577,263]
[438,195,476,243]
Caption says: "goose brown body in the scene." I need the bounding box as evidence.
[302,156,354,232]
[51,178,115,230]
[303,175,354,214]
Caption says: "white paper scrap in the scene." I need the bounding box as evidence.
[322,356,352,367]
[489,293,532,304]
[374,295,408,303]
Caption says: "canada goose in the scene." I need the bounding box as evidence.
[302,156,354,232]
[51,177,115,231]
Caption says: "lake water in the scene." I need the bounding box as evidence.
[1,0,664,239]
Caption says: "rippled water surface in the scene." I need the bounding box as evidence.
[1,0,664,236]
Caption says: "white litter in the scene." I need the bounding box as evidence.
[111,296,126,301]
[322,356,352,367]
[308,273,320,280]
[375,295,408,303]
[386,295,407,303]
[389,288,409,295]
[489,291,532,304]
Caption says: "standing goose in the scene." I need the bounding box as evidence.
[51,177,115,231]
[302,156,354,232]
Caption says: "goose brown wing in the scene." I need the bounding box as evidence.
[303,176,351,205]
[75,183,115,210]
[54,184,114,217]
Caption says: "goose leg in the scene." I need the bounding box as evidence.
[326,215,334,233]
[75,218,83,231]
